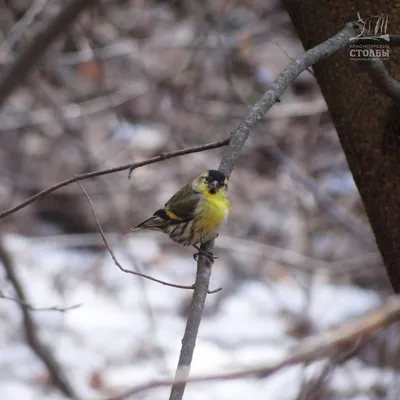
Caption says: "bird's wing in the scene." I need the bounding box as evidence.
[165,185,200,222]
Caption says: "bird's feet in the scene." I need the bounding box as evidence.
[193,250,217,264]
[192,245,217,264]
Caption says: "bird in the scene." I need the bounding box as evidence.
[130,169,231,262]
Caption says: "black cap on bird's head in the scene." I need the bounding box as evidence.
[207,169,226,183]
[206,170,227,194]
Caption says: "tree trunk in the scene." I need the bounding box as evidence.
[282,0,400,292]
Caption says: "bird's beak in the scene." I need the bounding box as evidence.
[209,180,218,193]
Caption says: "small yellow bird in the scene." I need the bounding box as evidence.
[131,170,230,261]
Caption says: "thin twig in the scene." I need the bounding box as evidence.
[360,58,400,101]
[275,42,315,77]
[0,237,77,398]
[0,0,97,110]
[76,181,221,294]
[0,139,229,220]
[109,295,400,399]
[26,232,381,277]
[168,21,359,400]
[0,290,81,312]
[350,25,400,101]
[0,0,48,53]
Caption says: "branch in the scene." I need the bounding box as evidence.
[0,139,229,220]
[350,34,400,45]
[168,22,359,400]
[0,290,81,312]
[168,240,214,400]
[220,23,358,176]
[0,0,97,111]
[360,59,400,101]
[350,24,400,101]
[76,181,222,294]
[0,237,77,398]
[109,296,400,399]
[0,0,48,53]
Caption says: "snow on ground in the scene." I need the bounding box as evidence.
[0,233,393,399]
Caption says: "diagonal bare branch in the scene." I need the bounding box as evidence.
[0,237,77,398]
[0,0,97,111]
[0,0,48,53]
[110,295,400,399]
[360,58,400,101]
[168,22,360,400]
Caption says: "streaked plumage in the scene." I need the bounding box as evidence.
[131,170,230,250]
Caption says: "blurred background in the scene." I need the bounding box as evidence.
[0,0,399,399]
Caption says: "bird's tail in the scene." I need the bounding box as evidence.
[131,215,168,232]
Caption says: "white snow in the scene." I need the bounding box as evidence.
[0,233,394,399]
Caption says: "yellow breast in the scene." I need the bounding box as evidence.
[197,195,230,239]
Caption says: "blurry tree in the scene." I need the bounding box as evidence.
[282,0,400,292]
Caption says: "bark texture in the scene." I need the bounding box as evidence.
[282,0,400,292]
